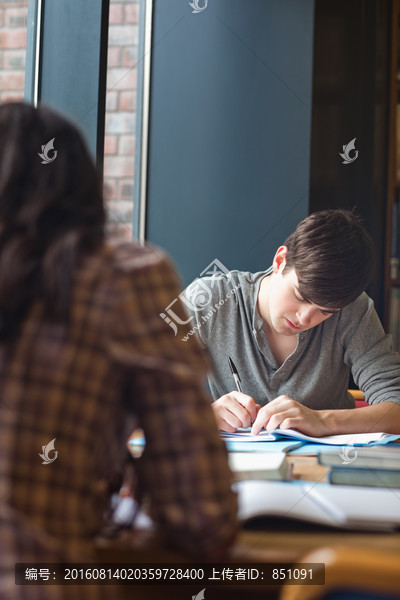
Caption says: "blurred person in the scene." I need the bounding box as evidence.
[0,102,237,599]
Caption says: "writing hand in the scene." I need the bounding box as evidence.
[251,395,329,436]
[212,391,261,432]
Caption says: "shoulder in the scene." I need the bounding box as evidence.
[336,292,384,346]
[78,241,182,313]
[317,293,377,342]
[89,240,180,291]
[342,292,373,313]
[184,268,266,304]
[182,268,267,342]
[339,292,376,325]
[106,240,174,275]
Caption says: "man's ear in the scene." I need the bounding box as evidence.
[272,246,288,274]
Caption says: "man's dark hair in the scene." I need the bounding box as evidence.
[283,210,375,309]
[0,102,105,340]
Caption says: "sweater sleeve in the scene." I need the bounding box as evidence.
[341,293,400,406]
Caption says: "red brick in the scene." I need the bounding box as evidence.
[107,47,121,68]
[0,71,24,91]
[118,180,134,200]
[3,49,26,69]
[109,4,124,25]
[119,91,136,111]
[104,156,134,178]
[108,25,137,47]
[4,7,28,28]
[125,4,139,24]
[0,30,27,50]
[0,91,24,103]
[107,199,133,223]
[106,223,133,242]
[104,135,118,155]
[103,178,117,201]
[122,47,137,68]
[119,135,135,156]
[106,91,118,111]
[107,68,137,91]
[106,112,135,135]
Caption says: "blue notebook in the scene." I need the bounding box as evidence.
[224,440,303,453]
[129,437,302,454]
[288,439,400,456]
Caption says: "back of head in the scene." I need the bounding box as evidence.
[283,210,375,309]
[0,102,105,340]
[0,101,104,242]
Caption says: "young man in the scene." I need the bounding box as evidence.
[184,210,400,436]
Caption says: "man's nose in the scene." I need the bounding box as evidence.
[296,305,315,326]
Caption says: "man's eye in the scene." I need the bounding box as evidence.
[294,294,304,302]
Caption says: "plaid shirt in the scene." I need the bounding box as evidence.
[0,242,237,598]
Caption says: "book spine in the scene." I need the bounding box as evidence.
[397,286,400,354]
[329,467,400,487]
[390,194,400,280]
[389,287,400,353]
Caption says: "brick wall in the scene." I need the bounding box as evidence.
[0,1,27,102]
[0,0,139,240]
[104,0,139,240]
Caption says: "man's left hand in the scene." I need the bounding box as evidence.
[251,395,329,437]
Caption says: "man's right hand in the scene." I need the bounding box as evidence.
[212,391,261,432]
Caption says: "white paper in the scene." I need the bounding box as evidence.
[221,427,392,446]
[234,480,400,531]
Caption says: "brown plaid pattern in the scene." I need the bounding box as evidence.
[0,242,237,599]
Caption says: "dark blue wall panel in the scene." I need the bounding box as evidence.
[146,0,315,285]
[39,0,108,160]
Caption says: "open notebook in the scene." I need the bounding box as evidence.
[235,480,400,531]
[222,428,400,446]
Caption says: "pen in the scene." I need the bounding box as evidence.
[228,356,243,394]
[228,356,256,429]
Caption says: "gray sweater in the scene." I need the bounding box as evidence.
[182,269,400,410]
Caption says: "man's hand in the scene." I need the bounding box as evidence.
[212,391,261,432]
[251,395,329,437]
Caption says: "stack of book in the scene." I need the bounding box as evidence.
[390,286,400,352]
[318,445,400,488]
[228,452,289,482]
[390,196,400,279]
[389,197,400,352]
[234,479,400,531]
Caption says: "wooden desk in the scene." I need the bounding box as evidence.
[99,448,400,599]
[232,454,400,563]
[127,437,400,562]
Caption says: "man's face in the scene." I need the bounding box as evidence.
[258,247,339,336]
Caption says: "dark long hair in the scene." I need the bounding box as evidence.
[0,102,105,340]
